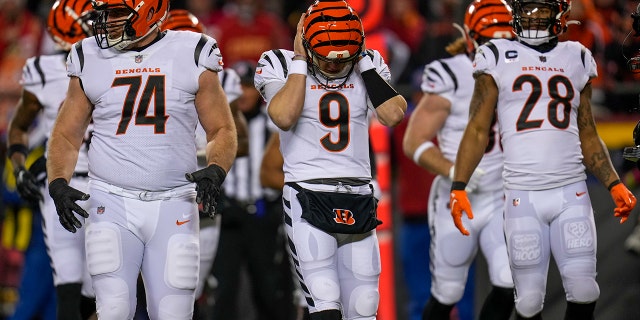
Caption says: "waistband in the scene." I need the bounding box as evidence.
[90,179,195,201]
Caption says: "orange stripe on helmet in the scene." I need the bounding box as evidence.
[303,0,364,61]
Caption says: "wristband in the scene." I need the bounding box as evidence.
[607,179,621,191]
[289,60,308,76]
[357,55,375,72]
[412,141,435,164]
[8,144,29,158]
[451,181,467,191]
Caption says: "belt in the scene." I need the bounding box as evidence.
[302,177,370,186]
[72,172,89,178]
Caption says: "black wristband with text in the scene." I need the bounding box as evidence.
[451,181,467,191]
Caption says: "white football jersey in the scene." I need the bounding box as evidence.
[474,39,596,190]
[67,30,224,190]
[421,53,503,192]
[254,49,389,182]
[21,53,89,172]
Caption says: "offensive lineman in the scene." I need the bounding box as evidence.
[45,0,238,318]
[6,0,96,318]
[254,1,406,319]
[449,0,637,319]
[403,0,515,319]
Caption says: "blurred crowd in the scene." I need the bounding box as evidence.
[1,0,640,319]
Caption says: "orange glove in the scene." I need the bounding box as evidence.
[450,189,474,236]
[610,181,637,224]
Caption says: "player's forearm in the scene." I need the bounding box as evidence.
[267,74,307,131]
[46,134,80,183]
[375,95,406,127]
[582,136,619,187]
[205,126,238,172]
[452,127,487,183]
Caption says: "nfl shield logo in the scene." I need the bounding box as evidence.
[512,198,520,206]
[539,56,546,62]
[135,55,143,63]
[97,206,105,214]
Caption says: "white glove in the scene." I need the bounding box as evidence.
[449,166,486,193]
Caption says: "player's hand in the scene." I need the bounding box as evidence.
[450,189,473,236]
[293,14,307,60]
[609,182,637,224]
[14,165,43,203]
[449,166,486,193]
[186,164,227,218]
[48,178,90,233]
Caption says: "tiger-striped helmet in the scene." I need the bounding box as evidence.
[464,0,514,53]
[92,0,169,50]
[302,0,364,82]
[47,0,96,50]
[161,9,205,33]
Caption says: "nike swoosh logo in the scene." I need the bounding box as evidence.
[182,213,192,219]
[176,219,191,226]
[576,191,587,197]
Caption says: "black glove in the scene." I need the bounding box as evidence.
[29,155,47,186]
[48,178,90,233]
[14,165,44,203]
[185,164,226,218]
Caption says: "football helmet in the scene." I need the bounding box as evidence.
[92,0,168,50]
[161,9,204,33]
[511,0,571,45]
[463,0,514,54]
[47,0,96,51]
[302,0,364,87]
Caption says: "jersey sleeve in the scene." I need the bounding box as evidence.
[220,69,243,103]
[580,44,598,83]
[473,41,499,78]
[420,60,456,100]
[254,49,289,102]
[20,57,41,89]
[66,41,84,77]
[196,35,224,73]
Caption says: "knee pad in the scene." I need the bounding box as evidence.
[85,223,122,276]
[166,234,200,290]
[565,277,599,303]
[93,277,131,320]
[432,282,465,305]
[515,292,544,318]
[349,286,379,317]
[309,275,340,302]
[156,294,194,320]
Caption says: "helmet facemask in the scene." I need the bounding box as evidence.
[92,0,166,50]
[512,0,570,46]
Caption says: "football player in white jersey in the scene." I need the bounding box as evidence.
[44,0,238,318]
[6,0,96,318]
[403,0,515,319]
[254,1,406,319]
[449,0,637,319]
